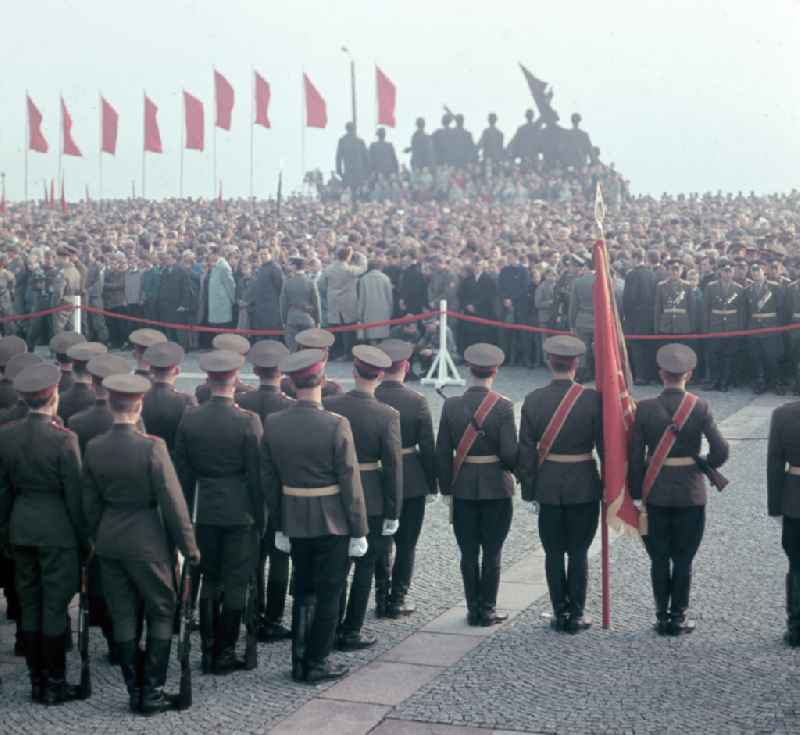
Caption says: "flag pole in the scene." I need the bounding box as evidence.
[213,68,217,199]
[300,70,306,191]
[141,90,146,200]
[24,91,29,202]
[58,92,63,194]
[179,93,184,198]
[249,68,255,200]
[98,92,103,202]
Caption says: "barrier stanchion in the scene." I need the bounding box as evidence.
[73,295,82,336]
[421,299,464,390]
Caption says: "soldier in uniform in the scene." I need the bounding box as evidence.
[628,344,729,635]
[49,331,86,394]
[279,254,321,352]
[174,349,263,675]
[24,264,51,351]
[518,336,603,633]
[368,127,399,178]
[51,247,82,335]
[767,389,800,646]
[0,353,43,425]
[506,109,542,163]
[0,363,86,704]
[324,345,401,650]
[58,342,108,423]
[406,117,435,171]
[195,333,256,404]
[374,339,436,618]
[83,373,200,714]
[0,335,27,410]
[477,113,504,168]
[238,341,295,641]
[128,327,167,379]
[746,261,785,394]
[436,344,517,626]
[568,262,597,383]
[260,349,369,683]
[703,260,745,391]
[281,327,344,399]
[784,276,800,395]
[0,252,16,336]
[551,256,580,330]
[654,260,695,352]
[622,249,658,385]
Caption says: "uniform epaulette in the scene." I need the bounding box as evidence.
[142,432,164,444]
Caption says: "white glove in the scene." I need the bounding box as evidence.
[632,500,643,511]
[381,518,399,536]
[274,531,291,554]
[527,500,539,514]
[349,536,368,557]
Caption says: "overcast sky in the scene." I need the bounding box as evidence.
[2,0,798,201]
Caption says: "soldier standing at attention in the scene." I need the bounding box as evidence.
[238,340,295,641]
[281,327,344,398]
[374,339,437,618]
[654,260,695,353]
[128,328,167,379]
[83,373,200,714]
[628,344,729,636]
[324,345,402,650]
[280,254,322,352]
[0,335,28,410]
[174,349,263,675]
[0,353,43,426]
[194,333,256,404]
[260,349,369,683]
[0,363,86,705]
[746,261,786,395]
[49,331,86,394]
[141,342,196,455]
[58,341,108,423]
[702,259,745,391]
[767,389,800,646]
[436,344,517,626]
[518,336,603,633]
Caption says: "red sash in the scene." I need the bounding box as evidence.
[451,391,501,483]
[640,392,698,503]
[537,383,585,466]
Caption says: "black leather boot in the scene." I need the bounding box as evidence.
[784,572,800,647]
[479,604,509,627]
[140,638,179,715]
[336,629,377,651]
[668,570,696,636]
[117,640,141,713]
[213,608,245,675]
[545,554,569,631]
[22,632,44,703]
[374,580,390,619]
[199,598,218,675]
[292,604,313,683]
[388,585,416,618]
[305,658,349,684]
[652,559,671,635]
[42,634,81,705]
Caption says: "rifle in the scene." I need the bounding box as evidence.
[694,455,729,492]
[176,486,199,710]
[244,571,258,670]
[78,561,91,700]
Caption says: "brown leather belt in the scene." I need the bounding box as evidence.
[283,484,340,497]
[545,452,593,463]
[662,457,695,467]
[463,455,499,464]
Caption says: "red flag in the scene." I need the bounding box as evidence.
[303,74,327,128]
[593,237,639,534]
[375,66,396,127]
[143,95,163,153]
[254,71,271,128]
[183,91,204,150]
[27,95,48,153]
[60,176,67,213]
[214,70,234,130]
[101,97,118,155]
[61,98,82,157]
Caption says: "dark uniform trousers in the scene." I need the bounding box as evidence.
[538,501,599,617]
[643,505,705,618]
[257,517,290,622]
[341,515,389,633]
[292,536,349,662]
[14,546,77,635]
[196,525,258,609]
[101,559,175,641]
[378,496,426,594]
[708,337,739,389]
[782,518,800,572]
[452,498,513,612]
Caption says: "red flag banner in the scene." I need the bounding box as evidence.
[254,71,271,128]
[27,95,48,153]
[183,91,204,151]
[214,70,234,130]
[61,98,82,157]
[101,97,118,154]
[303,73,327,128]
[144,96,163,153]
[376,66,396,127]
[593,237,639,534]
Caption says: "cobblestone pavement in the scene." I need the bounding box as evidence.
[0,358,769,732]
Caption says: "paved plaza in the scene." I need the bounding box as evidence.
[0,360,795,733]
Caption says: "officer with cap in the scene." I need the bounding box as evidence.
[0,353,44,425]
[518,335,603,633]
[324,345,402,650]
[654,260,695,343]
[59,342,108,423]
[0,363,86,704]
[628,344,729,635]
[281,327,344,398]
[374,339,437,618]
[261,349,369,683]
[280,255,322,352]
[0,334,27,410]
[83,373,200,714]
[174,349,263,675]
[703,260,745,391]
[746,260,786,394]
[49,331,86,393]
[784,273,800,394]
[436,343,517,626]
[195,333,256,404]
[141,342,196,455]
[238,340,294,641]
[128,328,167,379]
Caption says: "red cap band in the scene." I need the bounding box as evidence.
[288,361,325,381]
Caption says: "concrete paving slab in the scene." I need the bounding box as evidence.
[270,699,389,735]
[421,606,521,637]
[372,720,495,734]
[380,632,483,667]
[496,581,548,610]
[320,661,443,706]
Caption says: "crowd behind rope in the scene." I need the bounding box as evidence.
[1,121,800,393]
